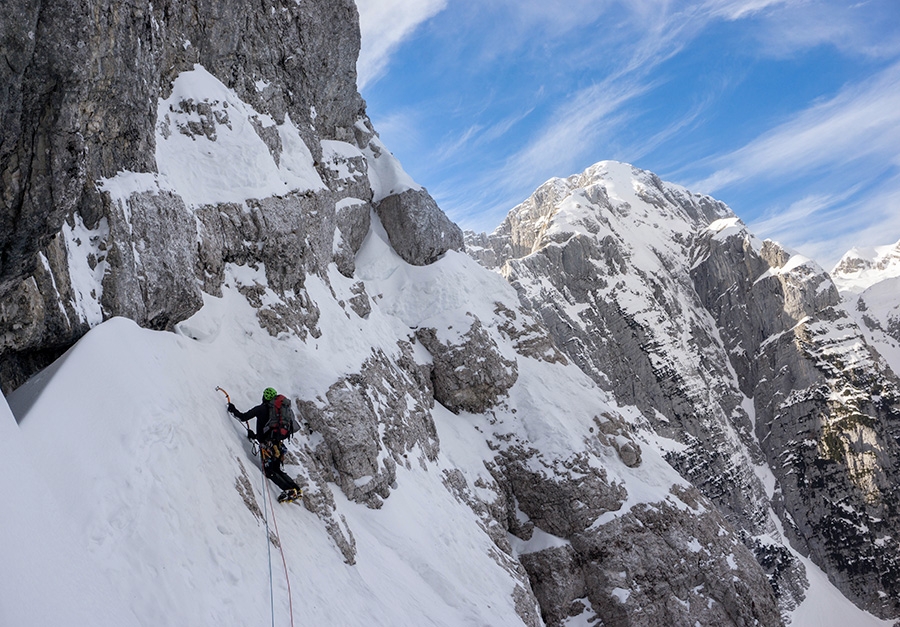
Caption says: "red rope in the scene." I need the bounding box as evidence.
[256,450,275,627]
[260,448,296,627]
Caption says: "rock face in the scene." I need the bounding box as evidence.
[467,160,900,620]
[300,344,438,509]
[693,224,900,618]
[0,0,462,392]
[416,316,518,414]
[521,485,782,627]
[469,163,773,536]
[376,188,465,266]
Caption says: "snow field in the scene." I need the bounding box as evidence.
[4,311,528,625]
[2,184,713,626]
[155,65,325,208]
[5,57,895,627]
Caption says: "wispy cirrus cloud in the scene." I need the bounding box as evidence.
[361,0,900,258]
[731,0,900,58]
[682,61,900,264]
[703,0,788,20]
[499,81,650,190]
[748,178,900,269]
[355,0,447,89]
[692,61,900,193]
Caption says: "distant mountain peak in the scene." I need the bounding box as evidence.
[832,239,900,293]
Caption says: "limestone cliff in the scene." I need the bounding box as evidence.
[467,161,900,620]
[0,2,863,625]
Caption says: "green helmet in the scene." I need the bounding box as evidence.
[262,387,278,401]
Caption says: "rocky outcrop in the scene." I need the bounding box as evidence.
[519,487,783,627]
[483,424,782,627]
[301,343,438,507]
[566,486,782,627]
[5,1,891,624]
[416,316,518,414]
[0,0,458,392]
[473,164,774,538]
[466,160,900,620]
[376,188,465,266]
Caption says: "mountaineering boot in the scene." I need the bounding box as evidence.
[278,488,302,503]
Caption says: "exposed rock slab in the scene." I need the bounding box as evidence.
[376,188,465,266]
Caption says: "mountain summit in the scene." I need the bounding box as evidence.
[832,240,900,294]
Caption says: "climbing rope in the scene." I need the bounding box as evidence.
[263,466,296,626]
[258,447,296,627]
[258,450,276,627]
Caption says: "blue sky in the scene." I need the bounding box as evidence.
[355,0,900,268]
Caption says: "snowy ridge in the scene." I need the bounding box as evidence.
[487,161,775,526]
[4,213,736,626]
[833,239,900,377]
[3,21,899,623]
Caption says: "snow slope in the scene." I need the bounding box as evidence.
[0,394,141,627]
[3,289,527,625]
[4,56,896,626]
[833,240,900,375]
[6,200,893,627]
[0,211,663,626]
[832,239,900,294]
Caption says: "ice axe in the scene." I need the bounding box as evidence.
[215,386,231,404]
[217,386,257,447]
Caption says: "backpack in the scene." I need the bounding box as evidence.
[264,394,299,441]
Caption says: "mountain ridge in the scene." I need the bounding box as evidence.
[466,159,900,621]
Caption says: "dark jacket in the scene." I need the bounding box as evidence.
[228,400,273,440]
[228,399,300,493]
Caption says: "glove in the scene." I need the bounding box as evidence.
[227,403,237,415]
[247,430,257,441]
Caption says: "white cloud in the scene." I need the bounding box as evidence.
[361,0,900,246]
[749,182,900,269]
[688,61,900,267]
[355,0,447,89]
[692,62,900,193]
[500,81,648,189]
[704,0,788,20]
[736,0,900,58]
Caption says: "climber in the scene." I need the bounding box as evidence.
[228,387,303,503]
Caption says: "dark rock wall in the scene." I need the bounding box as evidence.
[0,0,361,388]
[0,0,466,392]
[469,162,900,620]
